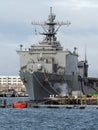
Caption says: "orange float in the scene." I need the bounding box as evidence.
[13,101,27,108]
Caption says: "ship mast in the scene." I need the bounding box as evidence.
[31,7,71,45]
[84,46,88,77]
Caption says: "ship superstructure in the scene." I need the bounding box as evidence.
[17,7,98,100]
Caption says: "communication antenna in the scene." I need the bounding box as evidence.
[31,7,71,45]
[85,45,87,63]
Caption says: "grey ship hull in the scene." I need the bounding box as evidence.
[21,71,80,100]
[79,81,98,96]
[21,71,98,100]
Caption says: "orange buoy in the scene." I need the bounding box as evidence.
[13,101,27,108]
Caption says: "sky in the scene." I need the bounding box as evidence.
[0,0,98,77]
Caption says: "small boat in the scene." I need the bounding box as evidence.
[13,101,27,108]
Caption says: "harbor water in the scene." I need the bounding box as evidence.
[0,97,98,130]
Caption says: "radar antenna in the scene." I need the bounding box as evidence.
[31,7,71,44]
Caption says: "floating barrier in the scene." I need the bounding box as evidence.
[33,105,40,108]
[79,105,86,109]
[66,105,74,109]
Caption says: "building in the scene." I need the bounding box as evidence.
[0,76,25,92]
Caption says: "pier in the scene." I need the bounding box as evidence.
[26,97,98,109]
[1,97,98,109]
[39,97,98,105]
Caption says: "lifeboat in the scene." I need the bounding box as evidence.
[13,101,27,108]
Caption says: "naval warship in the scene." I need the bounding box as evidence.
[17,7,98,100]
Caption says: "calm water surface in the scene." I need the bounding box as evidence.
[0,97,98,130]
